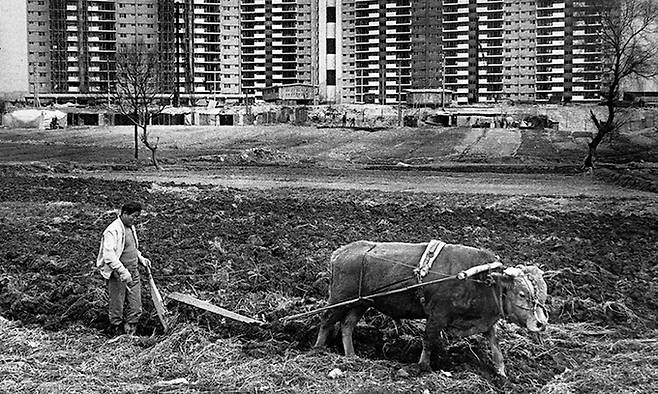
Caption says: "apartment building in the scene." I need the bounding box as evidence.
[23,0,158,95]
[322,0,414,104]
[503,0,537,103]
[570,0,603,102]
[16,0,318,102]
[475,0,505,103]
[410,0,443,91]
[9,0,608,105]
[238,0,316,100]
[441,0,470,104]
[155,0,239,102]
[533,0,567,102]
[322,0,600,105]
[318,0,341,102]
[435,0,601,104]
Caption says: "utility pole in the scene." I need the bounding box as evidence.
[134,0,138,43]
[441,51,446,110]
[245,89,251,116]
[133,0,139,159]
[397,59,403,127]
[32,64,41,108]
[107,67,111,105]
[360,68,364,104]
[174,0,181,106]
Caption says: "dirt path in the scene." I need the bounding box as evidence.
[49,166,655,198]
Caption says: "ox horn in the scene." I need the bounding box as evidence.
[503,267,523,277]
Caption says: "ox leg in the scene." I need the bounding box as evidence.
[341,307,367,357]
[487,325,506,377]
[314,309,345,348]
[418,313,447,372]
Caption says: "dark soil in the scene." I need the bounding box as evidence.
[1,165,657,393]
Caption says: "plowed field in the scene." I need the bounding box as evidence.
[0,125,657,393]
[1,165,657,393]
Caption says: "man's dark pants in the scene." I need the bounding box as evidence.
[107,270,142,327]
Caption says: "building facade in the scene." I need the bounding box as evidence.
[6,0,610,105]
[238,0,316,100]
[320,0,414,104]
[14,0,319,103]
[320,0,603,104]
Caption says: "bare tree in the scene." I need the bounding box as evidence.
[586,0,658,169]
[113,42,170,169]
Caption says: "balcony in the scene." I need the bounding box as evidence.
[537,2,566,10]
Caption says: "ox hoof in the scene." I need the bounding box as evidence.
[310,346,327,355]
[495,367,507,378]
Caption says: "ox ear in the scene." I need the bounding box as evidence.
[489,270,514,286]
[520,265,544,277]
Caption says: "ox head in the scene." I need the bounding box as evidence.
[493,265,549,332]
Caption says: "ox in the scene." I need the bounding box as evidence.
[314,241,548,376]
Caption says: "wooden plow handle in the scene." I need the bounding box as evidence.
[457,261,503,280]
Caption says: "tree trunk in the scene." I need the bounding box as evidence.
[585,103,614,170]
[584,127,607,169]
[140,125,160,170]
[133,123,139,159]
[584,142,596,169]
[150,147,160,170]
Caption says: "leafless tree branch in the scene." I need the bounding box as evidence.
[585,0,658,169]
[111,42,172,168]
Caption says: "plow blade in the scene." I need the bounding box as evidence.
[168,292,266,326]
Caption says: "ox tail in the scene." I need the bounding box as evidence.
[325,248,341,299]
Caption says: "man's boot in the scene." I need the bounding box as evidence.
[109,324,123,337]
[124,322,137,336]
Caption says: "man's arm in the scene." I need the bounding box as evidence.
[133,227,151,268]
[138,251,151,268]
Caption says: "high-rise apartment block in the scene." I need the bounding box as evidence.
[320,0,603,104]
[328,0,413,105]
[3,0,607,105]
[238,0,316,99]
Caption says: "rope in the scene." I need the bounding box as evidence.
[358,245,377,301]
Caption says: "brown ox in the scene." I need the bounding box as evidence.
[314,241,548,376]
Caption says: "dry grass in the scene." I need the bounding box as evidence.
[1,314,656,394]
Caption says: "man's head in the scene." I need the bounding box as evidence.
[120,201,142,227]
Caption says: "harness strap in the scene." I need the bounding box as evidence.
[414,240,446,281]
[358,245,377,302]
[491,276,506,319]
[414,240,447,309]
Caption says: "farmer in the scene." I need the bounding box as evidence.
[96,201,151,336]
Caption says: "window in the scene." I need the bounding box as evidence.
[327,69,336,86]
[326,38,336,54]
[327,6,336,23]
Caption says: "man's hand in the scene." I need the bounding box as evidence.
[141,257,152,269]
[119,270,133,284]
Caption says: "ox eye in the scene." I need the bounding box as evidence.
[519,291,526,298]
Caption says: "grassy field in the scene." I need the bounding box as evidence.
[1,124,656,168]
